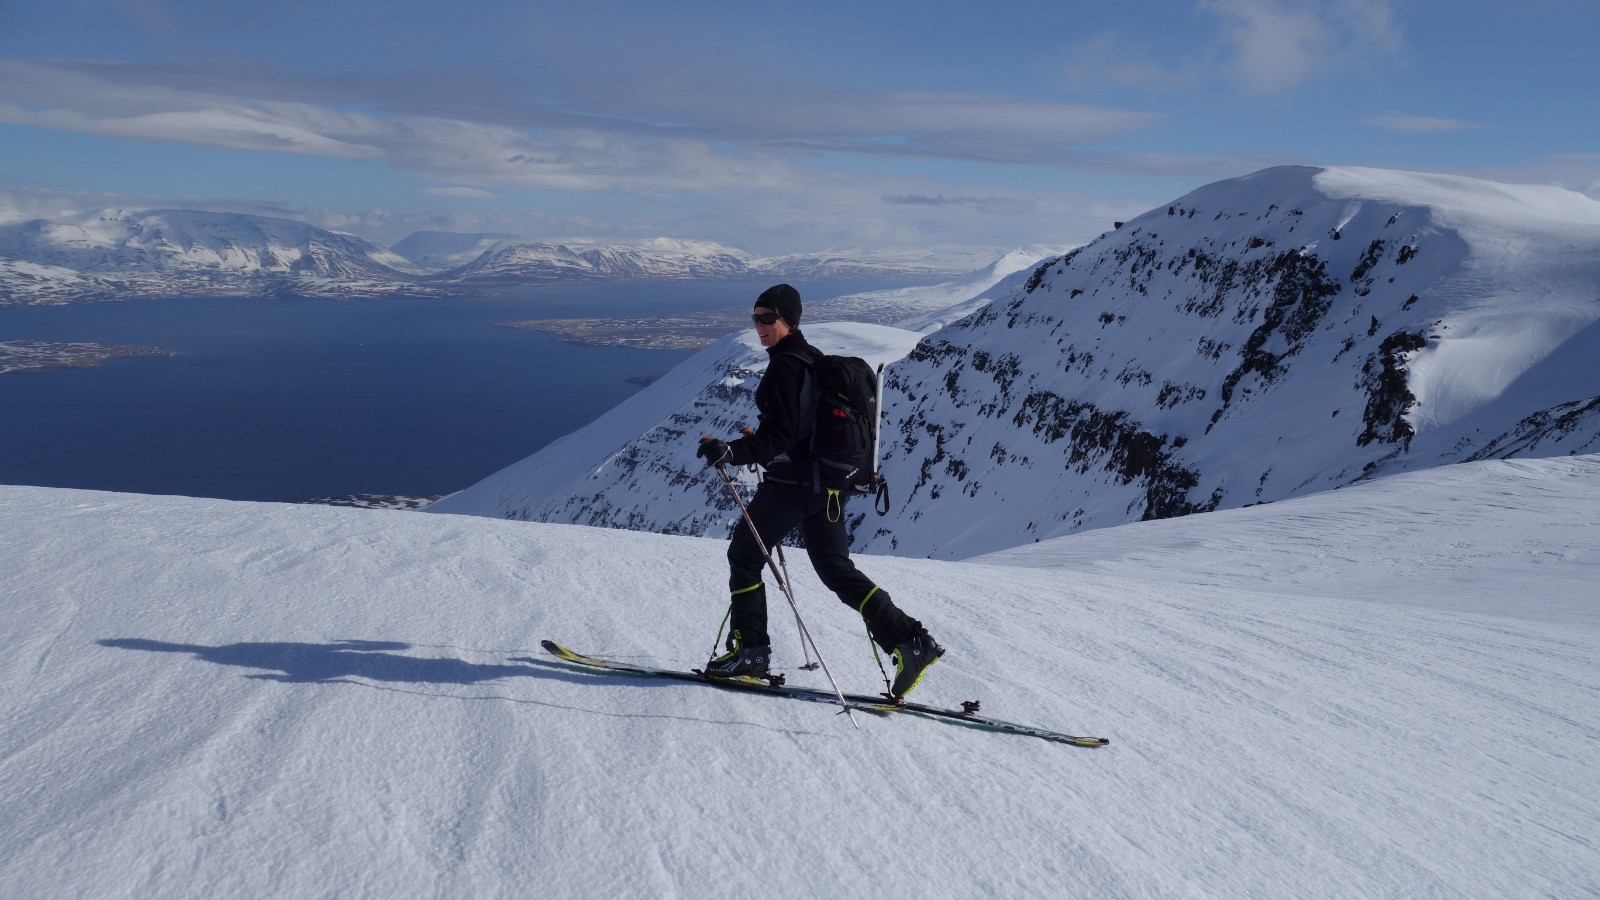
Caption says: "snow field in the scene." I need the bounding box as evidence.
[2,455,1598,897]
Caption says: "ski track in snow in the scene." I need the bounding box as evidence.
[2,456,1598,897]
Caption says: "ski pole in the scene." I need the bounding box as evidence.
[772,542,818,670]
[716,463,859,729]
[728,431,812,669]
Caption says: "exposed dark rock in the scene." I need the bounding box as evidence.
[1207,250,1343,430]
[1357,331,1429,448]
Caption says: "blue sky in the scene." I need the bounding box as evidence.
[1,0,1596,254]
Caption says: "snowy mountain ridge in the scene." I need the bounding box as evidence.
[865,165,1600,556]
[443,237,758,284]
[436,238,1007,286]
[0,208,435,302]
[432,166,1600,560]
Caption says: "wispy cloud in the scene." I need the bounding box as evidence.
[1363,113,1486,133]
[1057,31,1202,92]
[881,194,1041,215]
[0,58,1163,195]
[0,50,1311,252]
[0,184,580,246]
[423,187,498,199]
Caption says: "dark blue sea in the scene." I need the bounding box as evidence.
[0,281,883,502]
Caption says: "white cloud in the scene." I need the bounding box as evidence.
[1054,3,1403,97]
[0,76,793,194]
[1200,0,1404,93]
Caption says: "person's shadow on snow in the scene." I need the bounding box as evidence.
[99,637,545,685]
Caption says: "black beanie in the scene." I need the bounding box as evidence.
[756,283,802,327]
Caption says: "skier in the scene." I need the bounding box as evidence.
[694,283,944,698]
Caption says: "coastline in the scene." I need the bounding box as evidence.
[0,340,177,375]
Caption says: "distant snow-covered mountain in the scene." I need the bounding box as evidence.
[0,209,431,303]
[391,231,519,272]
[752,245,1007,282]
[436,240,1016,287]
[440,237,756,284]
[0,208,1022,304]
[0,209,422,277]
[431,166,1600,560]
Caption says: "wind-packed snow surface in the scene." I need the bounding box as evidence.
[3,456,1598,897]
[436,166,1600,560]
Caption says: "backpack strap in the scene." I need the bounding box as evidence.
[773,348,820,487]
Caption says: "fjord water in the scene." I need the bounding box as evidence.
[0,283,846,501]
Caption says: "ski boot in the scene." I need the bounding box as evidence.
[703,641,772,682]
[889,633,944,699]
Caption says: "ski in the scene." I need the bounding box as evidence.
[538,640,1108,748]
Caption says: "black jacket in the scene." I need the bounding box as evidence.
[727,331,820,478]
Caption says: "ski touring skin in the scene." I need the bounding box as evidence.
[539,641,1109,748]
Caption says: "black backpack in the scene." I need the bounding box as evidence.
[786,351,891,519]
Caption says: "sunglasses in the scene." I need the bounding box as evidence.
[751,311,783,325]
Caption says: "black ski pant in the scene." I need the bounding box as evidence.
[725,479,924,652]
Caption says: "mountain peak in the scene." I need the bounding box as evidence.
[431,165,1600,560]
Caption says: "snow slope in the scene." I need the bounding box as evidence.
[428,167,1600,560]
[804,243,1074,331]
[425,321,925,531]
[3,456,1598,897]
[866,165,1600,558]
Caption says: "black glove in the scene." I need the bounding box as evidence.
[696,436,732,468]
